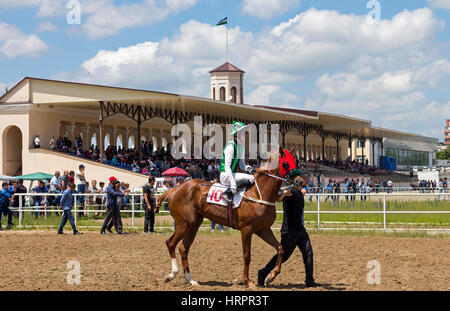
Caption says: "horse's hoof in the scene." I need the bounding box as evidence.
[190,280,200,286]
[248,283,257,290]
[165,275,174,283]
[264,275,273,286]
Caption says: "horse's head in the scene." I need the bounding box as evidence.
[279,147,297,179]
[259,146,296,176]
[259,146,305,187]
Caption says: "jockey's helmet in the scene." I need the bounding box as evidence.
[230,121,247,136]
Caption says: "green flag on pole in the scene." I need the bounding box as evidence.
[216,17,228,26]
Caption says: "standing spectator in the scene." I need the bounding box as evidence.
[33,180,48,218]
[443,177,449,200]
[100,177,125,234]
[344,178,349,201]
[75,164,87,215]
[61,170,70,191]
[34,135,41,148]
[0,183,15,230]
[89,180,100,208]
[50,136,56,151]
[49,171,62,206]
[57,183,81,235]
[325,180,333,202]
[12,179,26,212]
[387,179,393,193]
[143,176,156,234]
[95,181,106,216]
[68,170,75,185]
[211,221,224,233]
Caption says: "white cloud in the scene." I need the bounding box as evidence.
[247,8,438,84]
[246,85,300,107]
[305,60,450,139]
[65,20,254,95]
[38,21,58,32]
[428,0,450,10]
[241,0,300,20]
[0,0,65,15]
[0,23,48,58]
[0,0,200,39]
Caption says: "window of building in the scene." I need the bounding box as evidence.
[385,148,428,166]
[220,87,225,101]
[212,87,216,100]
[231,87,237,103]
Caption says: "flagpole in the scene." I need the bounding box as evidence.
[226,24,228,59]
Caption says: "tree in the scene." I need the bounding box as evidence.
[437,145,450,160]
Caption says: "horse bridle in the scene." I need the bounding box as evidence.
[242,170,295,207]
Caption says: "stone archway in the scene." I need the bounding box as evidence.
[2,126,23,176]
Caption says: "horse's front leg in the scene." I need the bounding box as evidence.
[256,228,284,286]
[240,226,255,288]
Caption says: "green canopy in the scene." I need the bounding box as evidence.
[15,172,54,181]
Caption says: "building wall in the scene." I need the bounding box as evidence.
[24,149,148,188]
[0,108,29,176]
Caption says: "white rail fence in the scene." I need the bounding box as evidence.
[4,193,450,233]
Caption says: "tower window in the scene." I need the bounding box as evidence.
[220,87,226,101]
[231,87,237,103]
[212,87,216,100]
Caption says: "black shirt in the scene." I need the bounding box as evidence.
[142,184,155,207]
[281,186,305,234]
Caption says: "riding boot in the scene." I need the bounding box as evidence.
[222,188,234,203]
[236,180,253,189]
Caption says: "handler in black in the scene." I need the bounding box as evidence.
[258,169,318,288]
[142,176,156,234]
[100,176,125,234]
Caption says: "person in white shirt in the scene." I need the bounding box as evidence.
[50,137,55,151]
[49,171,62,206]
[75,165,87,212]
[34,135,41,148]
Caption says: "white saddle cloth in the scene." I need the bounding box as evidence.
[206,183,246,208]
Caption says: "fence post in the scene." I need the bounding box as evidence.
[44,194,47,219]
[74,194,77,226]
[132,194,135,228]
[19,194,23,228]
[383,193,386,232]
[317,194,320,230]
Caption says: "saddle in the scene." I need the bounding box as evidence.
[206,183,246,208]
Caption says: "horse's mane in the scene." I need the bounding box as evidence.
[256,150,280,176]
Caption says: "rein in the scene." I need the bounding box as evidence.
[242,170,289,207]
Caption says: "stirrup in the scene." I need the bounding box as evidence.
[222,188,234,203]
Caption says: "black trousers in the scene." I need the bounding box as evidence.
[144,207,155,232]
[0,206,13,228]
[260,228,314,284]
[101,206,123,233]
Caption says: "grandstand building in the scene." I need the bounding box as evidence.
[0,62,439,187]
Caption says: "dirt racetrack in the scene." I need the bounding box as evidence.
[0,231,449,291]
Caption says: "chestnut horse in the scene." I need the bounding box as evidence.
[157,147,294,288]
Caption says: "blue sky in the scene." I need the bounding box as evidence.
[1,0,449,141]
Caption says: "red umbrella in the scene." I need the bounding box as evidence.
[161,167,190,177]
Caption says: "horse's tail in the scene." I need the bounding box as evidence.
[156,187,176,209]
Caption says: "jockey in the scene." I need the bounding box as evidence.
[220,121,255,203]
